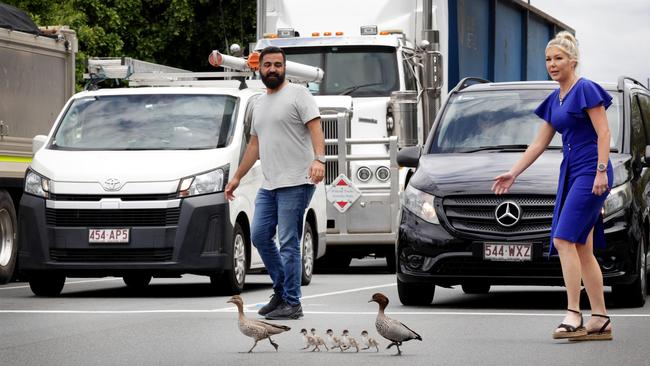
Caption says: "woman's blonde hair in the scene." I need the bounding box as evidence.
[546,31,579,67]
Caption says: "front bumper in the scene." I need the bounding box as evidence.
[18,193,232,277]
[397,208,635,287]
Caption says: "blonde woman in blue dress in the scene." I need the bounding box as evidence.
[492,31,613,341]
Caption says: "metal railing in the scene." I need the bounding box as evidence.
[321,111,399,243]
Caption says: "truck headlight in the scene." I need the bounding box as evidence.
[603,182,632,217]
[402,185,439,224]
[24,169,50,198]
[356,166,372,182]
[178,166,228,198]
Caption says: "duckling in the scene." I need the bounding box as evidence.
[360,330,380,352]
[369,293,422,356]
[300,328,316,350]
[341,329,359,352]
[325,329,342,351]
[310,328,329,351]
[227,295,291,353]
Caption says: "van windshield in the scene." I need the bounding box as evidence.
[51,94,238,150]
[429,89,622,153]
[284,46,398,96]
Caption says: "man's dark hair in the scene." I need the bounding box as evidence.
[259,46,286,65]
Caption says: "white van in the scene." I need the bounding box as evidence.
[18,84,327,296]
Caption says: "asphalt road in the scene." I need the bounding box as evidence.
[1,259,649,366]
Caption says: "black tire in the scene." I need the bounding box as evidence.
[461,283,491,294]
[123,274,152,289]
[210,222,247,295]
[301,221,315,286]
[0,191,17,285]
[397,277,435,305]
[28,274,65,297]
[613,238,647,307]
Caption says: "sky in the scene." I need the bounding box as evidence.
[529,0,650,87]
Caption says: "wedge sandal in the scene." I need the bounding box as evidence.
[552,308,587,339]
[569,314,613,341]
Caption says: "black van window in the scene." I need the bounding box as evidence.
[638,94,650,144]
[631,95,647,159]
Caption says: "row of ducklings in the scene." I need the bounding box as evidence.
[227,293,421,355]
[300,328,380,352]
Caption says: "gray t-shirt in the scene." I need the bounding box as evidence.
[250,83,320,190]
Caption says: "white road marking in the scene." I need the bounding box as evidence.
[1,280,649,318]
[0,278,122,291]
[0,309,650,317]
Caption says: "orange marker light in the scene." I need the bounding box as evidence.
[379,31,390,35]
[324,32,332,36]
[312,32,320,37]
[336,31,344,36]
[247,52,260,71]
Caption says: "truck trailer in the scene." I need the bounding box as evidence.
[0,3,77,283]
[254,0,572,269]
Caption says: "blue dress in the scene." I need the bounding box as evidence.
[534,78,613,255]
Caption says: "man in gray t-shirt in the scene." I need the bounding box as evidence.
[225,46,325,320]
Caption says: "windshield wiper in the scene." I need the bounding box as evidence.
[338,82,384,95]
[462,144,529,153]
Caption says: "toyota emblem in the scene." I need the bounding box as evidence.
[495,201,521,227]
[102,178,123,191]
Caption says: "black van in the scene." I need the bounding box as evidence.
[396,77,650,307]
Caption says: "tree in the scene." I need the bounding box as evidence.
[3,0,257,89]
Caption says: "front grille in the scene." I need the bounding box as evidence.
[442,195,555,237]
[432,256,562,277]
[49,248,174,262]
[321,114,350,185]
[49,193,178,201]
[45,208,181,227]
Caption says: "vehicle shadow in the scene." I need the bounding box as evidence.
[58,281,273,298]
[429,287,634,310]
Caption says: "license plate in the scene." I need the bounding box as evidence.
[484,242,532,262]
[88,228,130,243]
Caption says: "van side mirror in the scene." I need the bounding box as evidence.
[397,146,421,168]
[32,135,48,154]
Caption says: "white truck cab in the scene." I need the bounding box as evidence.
[18,62,327,296]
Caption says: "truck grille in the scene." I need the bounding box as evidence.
[442,195,555,236]
[49,248,174,262]
[45,208,181,227]
[321,114,350,185]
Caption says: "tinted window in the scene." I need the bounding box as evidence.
[637,94,650,144]
[284,46,398,96]
[631,95,646,158]
[52,94,238,150]
[429,89,622,153]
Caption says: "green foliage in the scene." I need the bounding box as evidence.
[3,0,257,90]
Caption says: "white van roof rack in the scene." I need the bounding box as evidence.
[84,57,257,90]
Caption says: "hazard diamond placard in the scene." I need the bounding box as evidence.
[326,174,361,213]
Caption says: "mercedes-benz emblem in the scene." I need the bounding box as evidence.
[102,178,123,191]
[495,201,521,227]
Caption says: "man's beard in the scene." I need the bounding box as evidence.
[261,71,285,89]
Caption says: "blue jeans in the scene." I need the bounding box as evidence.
[251,184,315,306]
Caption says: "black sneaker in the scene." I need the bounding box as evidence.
[264,301,303,320]
[258,293,283,316]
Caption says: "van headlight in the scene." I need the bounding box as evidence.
[178,166,228,198]
[402,185,439,224]
[603,183,632,217]
[24,169,50,198]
